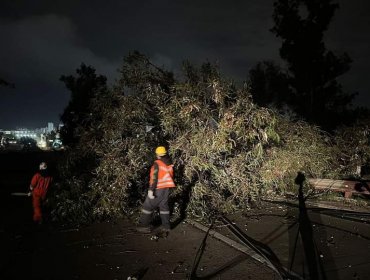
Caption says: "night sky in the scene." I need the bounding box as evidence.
[1,0,369,129]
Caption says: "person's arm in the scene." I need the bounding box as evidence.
[149,162,159,191]
[30,173,39,191]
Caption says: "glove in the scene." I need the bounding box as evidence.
[148,190,155,199]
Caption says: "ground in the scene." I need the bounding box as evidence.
[1,151,370,279]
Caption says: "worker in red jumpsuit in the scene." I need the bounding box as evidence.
[29,162,53,224]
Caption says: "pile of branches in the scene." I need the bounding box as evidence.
[51,53,366,223]
[332,119,370,177]
[259,118,338,194]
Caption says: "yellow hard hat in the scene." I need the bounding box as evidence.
[155,146,167,156]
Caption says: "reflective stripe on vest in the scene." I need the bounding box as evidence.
[150,160,175,189]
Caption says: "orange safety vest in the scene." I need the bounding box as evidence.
[149,160,175,189]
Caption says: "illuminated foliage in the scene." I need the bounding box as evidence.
[52,53,367,224]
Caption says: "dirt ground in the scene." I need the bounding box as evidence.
[1,151,370,280]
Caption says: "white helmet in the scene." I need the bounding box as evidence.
[39,162,47,170]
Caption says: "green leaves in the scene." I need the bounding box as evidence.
[53,55,368,224]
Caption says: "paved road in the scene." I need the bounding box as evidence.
[0,152,276,280]
[221,199,370,280]
[1,151,369,279]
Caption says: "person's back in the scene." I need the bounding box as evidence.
[30,162,53,224]
[137,146,175,233]
[31,169,52,198]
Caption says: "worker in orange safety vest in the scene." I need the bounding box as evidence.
[137,146,175,233]
[29,162,53,224]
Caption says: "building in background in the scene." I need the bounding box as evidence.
[0,122,64,151]
[47,122,54,133]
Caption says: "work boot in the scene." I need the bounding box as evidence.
[136,226,152,233]
[158,225,170,236]
[158,225,170,232]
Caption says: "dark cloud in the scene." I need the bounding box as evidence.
[0,14,119,128]
[327,0,370,106]
[0,0,369,128]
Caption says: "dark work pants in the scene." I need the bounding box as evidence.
[139,188,171,229]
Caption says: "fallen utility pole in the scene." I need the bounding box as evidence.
[188,219,270,265]
[189,217,303,280]
[219,215,302,280]
[188,219,300,279]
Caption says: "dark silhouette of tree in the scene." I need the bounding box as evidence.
[115,51,175,138]
[269,0,356,129]
[60,63,107,146]
[118,50,174,94]
[182,60,221,84]
[249,61,291,110]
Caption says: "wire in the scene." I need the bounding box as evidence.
[188,218,215,280]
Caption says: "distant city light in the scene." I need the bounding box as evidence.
[0,122,64,151]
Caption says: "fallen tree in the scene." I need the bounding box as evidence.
[50,52,367,224]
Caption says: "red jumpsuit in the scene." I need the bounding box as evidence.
[30,172,52,223]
